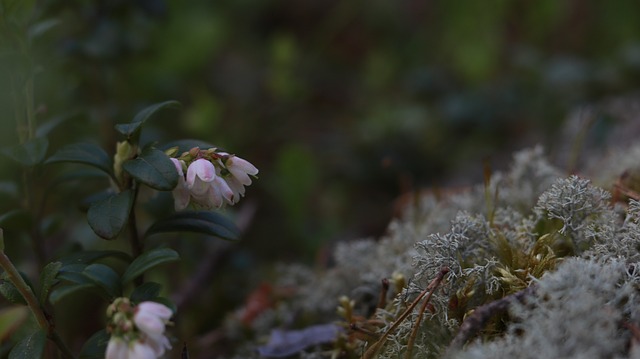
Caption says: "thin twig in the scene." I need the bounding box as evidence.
[405,270,446,359]
[362,267,449,359]
[0,230,75,359]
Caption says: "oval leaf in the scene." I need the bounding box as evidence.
[8,330,46,359]
[1,138,48,166]
[87,190,133,239]
[115,100,181,138]
[39,261,62,303]
[49,283,96,304]
[130,282,162,303]
[122,148,179,190]
[145,210,240,241]
[45,142,112,176]
[79,330,110,359]
[82,264,122,300]
[57,250,131,266]
[121,248,179,285]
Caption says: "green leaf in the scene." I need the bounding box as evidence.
[49,283,95,304]
[8,330,46,359]
[82,264,122,300]
[130,282,162,303]
[57,250,131,266]
[0,272,27,305]
[79,330,110,359]
[39,262,61,304]
[115,100,181,138]
[121,248,179,285]
[145,210,240,241]
[45,142,112,176]
[1,138,48,166]
[122,148,179,190]
[87,190,133,239]
[0,306,29,342]
[0,210,32,231]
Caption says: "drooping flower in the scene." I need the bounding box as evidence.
[169,148,258,210]
[222,153,259,186]
[217,152,259,203]
[186,159,217,195]
[134,302,173,337]
[170,158,190,211]
[105,298,173,359]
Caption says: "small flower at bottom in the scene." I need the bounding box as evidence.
[106,298,173,359]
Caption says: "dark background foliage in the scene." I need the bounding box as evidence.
[3,0,640,355]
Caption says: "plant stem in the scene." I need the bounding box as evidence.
[404,268,447,359]
[127,186,144,287]
[0,231,75,359]
[362,267,449,359]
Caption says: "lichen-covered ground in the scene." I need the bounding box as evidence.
[217,139,640,359]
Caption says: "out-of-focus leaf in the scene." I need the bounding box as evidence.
[121,248,179,285]
[82,264,121,300]
[79,329,109,359]
[130,282,162,303]
[57,250,131,266]
[145,211,240,241]
[0,210,32,231]
[1,138,48,166]
[45,142,112,176]
[115,100,181,138]
[35,113,76,138]
[257,324,343,357]
[27,18,60,41]
[8,329,46,359]
[0,306,29,342]
[39,261,61,303]
[87,190,133,239]
[49,283,95,304]
[122,148,179,190]
[57,264,90,284]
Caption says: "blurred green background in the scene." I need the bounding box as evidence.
[3,0,640,354]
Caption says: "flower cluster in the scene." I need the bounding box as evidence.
[170,147,258,210]
[106,298,173,359]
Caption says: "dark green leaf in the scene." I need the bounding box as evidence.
[1,138,48,166]
[82,264,121,300]
[0,271,35,306]
[122,148,179,190]
[121,248,179,285]
[49,283,95,304]
[0,279,26,305]
[87,190,133,239]
[145,210,240,241]
[79,330,110,359]
[115,100,181,138]
[45,142,112,176]
[130,282,162,303]
[57,250,131,266]
[8,330,46,359]
[39,262,61,304]
[58,264,91,284]
[0,210,32,231]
